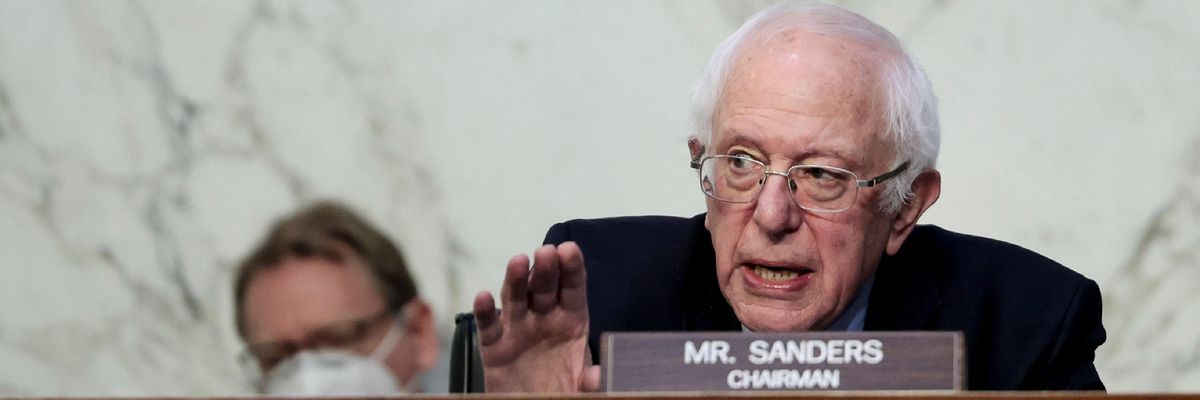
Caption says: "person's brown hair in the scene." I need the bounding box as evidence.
[233,200,417,339]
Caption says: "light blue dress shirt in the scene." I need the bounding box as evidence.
[824,276,874,332]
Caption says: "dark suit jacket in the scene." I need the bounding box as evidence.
[542,214,1106,390]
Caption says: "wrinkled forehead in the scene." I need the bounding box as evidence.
[732,24,891,102]
[748,14,899,62]
[715,26,895,153]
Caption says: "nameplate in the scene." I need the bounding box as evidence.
[601,331,963,392]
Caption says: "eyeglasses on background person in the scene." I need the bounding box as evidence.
[240,308,395,374]
[238,308,413,395]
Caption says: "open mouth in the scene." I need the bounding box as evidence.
[749,264,813,282]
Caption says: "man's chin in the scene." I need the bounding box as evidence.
[731,300,825,332]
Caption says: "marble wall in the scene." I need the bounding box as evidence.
[0,0,1196,395]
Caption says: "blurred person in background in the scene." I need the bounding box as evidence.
[233,201,440,395]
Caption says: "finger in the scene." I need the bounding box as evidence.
[528,244,562,314]
[581,365,602,392]
[499,254,531,319]
[557,241,588,312]
[472,291,503,347]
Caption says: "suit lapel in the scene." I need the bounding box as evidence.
[681,214,742,331]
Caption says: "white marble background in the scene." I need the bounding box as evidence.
[0,0,1196,395]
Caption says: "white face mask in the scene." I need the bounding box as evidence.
[262,316,411,396]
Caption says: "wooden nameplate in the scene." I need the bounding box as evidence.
[601,331,964,392]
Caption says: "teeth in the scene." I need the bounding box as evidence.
[753,265,800,281]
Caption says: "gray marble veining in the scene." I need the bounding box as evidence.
[1099,135,1200,390]
[0,0,464,395]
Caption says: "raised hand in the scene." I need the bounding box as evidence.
[472,242,600,393]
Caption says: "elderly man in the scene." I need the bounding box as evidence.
[235,201,441,395]
[473,1,1104,392]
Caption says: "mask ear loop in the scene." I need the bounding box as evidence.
[369,305,410,361]
[371,303,426,393]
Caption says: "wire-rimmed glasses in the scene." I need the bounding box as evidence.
[692,155,909,213]
[237,308,395,382]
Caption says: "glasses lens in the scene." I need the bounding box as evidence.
[789,166,856,211]
[309,310,393,355]
[699,156,763,203]
[244,311,389,374]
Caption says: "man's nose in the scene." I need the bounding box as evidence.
[752,172,802,236]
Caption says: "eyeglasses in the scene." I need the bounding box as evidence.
[691,155,909,213]
[240,308,395,374]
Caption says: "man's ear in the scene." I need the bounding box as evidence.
[402,299,439,373]
[690,137,713,230]
[886,170,941,255]
[688,136,705,166]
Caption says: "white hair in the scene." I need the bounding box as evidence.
[689,1,940,213]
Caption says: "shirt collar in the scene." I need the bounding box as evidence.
[825,276,874,332]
